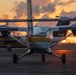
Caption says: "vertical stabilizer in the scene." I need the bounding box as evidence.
[27,0,33,35]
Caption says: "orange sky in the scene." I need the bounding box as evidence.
[0,0,76,19]
[0,0,76,44]
[60,30,76,44]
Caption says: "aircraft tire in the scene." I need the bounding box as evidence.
[42,54,45,62]
[61,54,66,64]
[13,54,18,63]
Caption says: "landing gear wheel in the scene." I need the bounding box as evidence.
[42,54,45,62]
[13,54,18,63]
[61,54,66,64]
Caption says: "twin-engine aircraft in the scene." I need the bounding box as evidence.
[0,0,76,64]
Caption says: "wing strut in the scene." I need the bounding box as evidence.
[50,33,73,48]
[8,35,27,46]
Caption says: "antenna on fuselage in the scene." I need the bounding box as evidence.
[27,0,33,36]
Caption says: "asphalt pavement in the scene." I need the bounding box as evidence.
[0,48,76,75]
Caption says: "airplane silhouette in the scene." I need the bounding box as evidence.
[0,0,76,64]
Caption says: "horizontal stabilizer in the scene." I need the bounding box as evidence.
[57,20,70,26]
[57,17,70,26]
[53,17,70,37]
[0,25,28,32]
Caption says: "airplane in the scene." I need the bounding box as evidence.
[0,18,76,64]
[0,24,27,51]
[0,0,76,64]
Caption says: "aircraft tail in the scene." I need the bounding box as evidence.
[56,17,70,26]
[53,17,70,42]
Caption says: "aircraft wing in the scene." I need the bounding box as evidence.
[0,26,28,32]
[33,25,76,37]
[49,25,76,39]
[33,25,76,35]
[50,25,76,32]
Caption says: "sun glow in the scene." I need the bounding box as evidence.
[61,37,76,44]
[61,40,66,43]
[60,30,76,44]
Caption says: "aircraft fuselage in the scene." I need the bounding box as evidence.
[27,36,51,52]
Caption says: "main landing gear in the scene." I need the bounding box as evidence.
[13,50,66,64]
[13,53,46,63]
[13,49,31,63]
[41,52,66,64]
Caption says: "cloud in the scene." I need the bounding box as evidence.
[32,5,40,16]
[13,0,58,19]
[13,0,76,19]
[14,1,27,19]
[32,0,50,6]
[60,10,76,17]
[41,3,56,13]
[2,14,9,19]
[60,10,76,25]
[66,0,76,4]
[58,0,76,6]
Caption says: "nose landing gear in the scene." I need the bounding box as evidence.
[13,54,18,63]
[42,54,45,62]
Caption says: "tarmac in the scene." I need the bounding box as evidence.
[0,48,76,75]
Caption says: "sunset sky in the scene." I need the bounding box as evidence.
[0,0,76,43]
[0,0,76,19]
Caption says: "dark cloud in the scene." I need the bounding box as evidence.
[41,3,56,13]
[14,1,57,17]
[13,0,76,19]
[14,1,41,18]
[32,5,40,16]
[14,1,27,19]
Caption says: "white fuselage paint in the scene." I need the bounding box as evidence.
[19,26,64,50]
